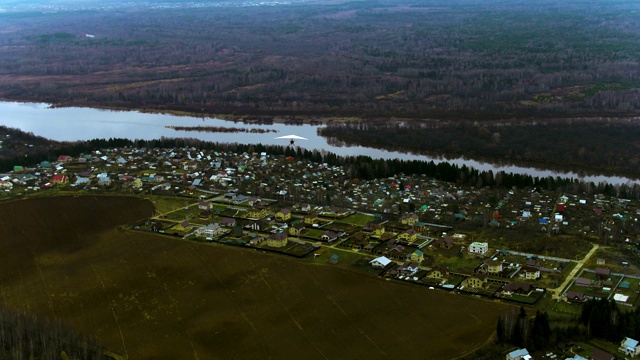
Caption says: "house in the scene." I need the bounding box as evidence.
[51,174,69,184]
[399,261,419,275]
[97,173,111,185]
[0,180,13,189]
[370,223,385,236]
[346,232,370,249]
[468,242,488,255]
[320,230,340,242]
[407,248,424,262]
[249,236,266,246]
[370,256,392,268]
[150,221,163,233]
[275,208,291,221]
[172,220,191,232]
[397,228,418,242]
[595,267,612,279]
[289,222,306,236]
[198,201,211,211]
[502,282,531,296]
[246,196,261,207]
[400,213,419,226]
[74,177,90,186]
[506,348,532,360]
[132,179,143,189]
[463,274,488,289]
[57,155,71,163]
[525,259,541,268]
[303,213,319,224]
[267,233,288,248]
[620,337,640,357]
[199,209,213,219]
[427,265,449,279]
[300,203,311,212]
[412,221,428,232]
[519,266,540,280]
[246,207,268,219]
[435,237,454,249]
[195,223,225,238]
[247,219,270,232]
[575,278,591,286]
[484,259,503,274]
[220,217,237,228]
[566,355,587,360]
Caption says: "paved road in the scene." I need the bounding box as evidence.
[549,243,600,299]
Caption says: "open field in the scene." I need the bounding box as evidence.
[0,195,512,359]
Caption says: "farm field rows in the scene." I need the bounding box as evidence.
[0,195,511,359]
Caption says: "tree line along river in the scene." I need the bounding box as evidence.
[0,101,637,186]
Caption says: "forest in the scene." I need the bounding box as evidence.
[0,306,105,359]
[0,0,638,119]
[318,117,640,176]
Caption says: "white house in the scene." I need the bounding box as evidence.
[370,256,392,268]
[0,180,13,190]
[468,242,488,255]
[620,337,640,357]
[506,348,532,360]
[97,172,111,185]
[195,223,224,238]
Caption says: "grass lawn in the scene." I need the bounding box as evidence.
[304,228,325,239]
[549,299,582,316]
[340,213,375,226]
[148,195,195,214]
[438,255,481,274]
[510,290,544,305]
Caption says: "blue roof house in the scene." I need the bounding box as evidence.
[506,348,532,360]
[620,337,640,357]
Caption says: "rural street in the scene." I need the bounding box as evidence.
[549,243,600,299]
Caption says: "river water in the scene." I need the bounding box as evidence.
[0,101,637,185]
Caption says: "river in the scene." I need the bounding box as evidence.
[0,101,637,185]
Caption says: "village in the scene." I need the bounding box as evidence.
[3,141,640,320]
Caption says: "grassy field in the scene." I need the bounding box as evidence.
[0,195,513,359]
[340,213,376,226]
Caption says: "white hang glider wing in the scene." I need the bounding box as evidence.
[274,135,308,140]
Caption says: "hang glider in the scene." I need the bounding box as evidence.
[275,134,308,146]
[274,135,308,140]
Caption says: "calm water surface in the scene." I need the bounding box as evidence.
[0,101,637,185]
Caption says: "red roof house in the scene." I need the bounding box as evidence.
[51,174,69,183]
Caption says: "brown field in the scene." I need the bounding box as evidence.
[0,196,511,359]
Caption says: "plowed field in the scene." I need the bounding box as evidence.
[0,196,510,359]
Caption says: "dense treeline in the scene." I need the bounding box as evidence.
[497,308,553,352]
[580,298,640,343]
[0,306,105,359]
[3,133,639,198]
[0,0,639,119]
[318,117,640,175]
[0,125,60,160]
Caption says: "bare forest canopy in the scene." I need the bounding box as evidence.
[318,117,640,176]
[0,0,639,119]
[0,306,106,359]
